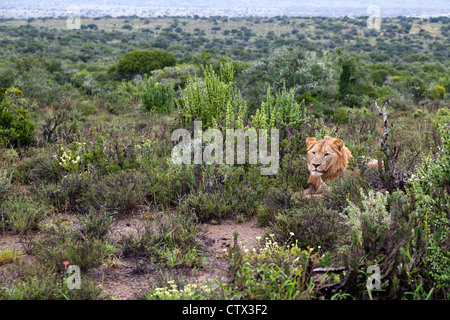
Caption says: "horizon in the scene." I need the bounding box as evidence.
[0,0,449,18]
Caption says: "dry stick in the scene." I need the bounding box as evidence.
[373,99,391,159]
[373,99,409,190]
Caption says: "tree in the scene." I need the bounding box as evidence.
[403,76,429,103]
[336,48,370,107]
[109,50,177,80]
[242,47,337,112]
[370,69,390,87]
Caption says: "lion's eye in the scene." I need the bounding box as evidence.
[324,153,329,157]
[312,151,315,155]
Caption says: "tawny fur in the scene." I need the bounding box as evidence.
[306,136,352,193]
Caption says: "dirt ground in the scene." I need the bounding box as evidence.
[0,215,267,300]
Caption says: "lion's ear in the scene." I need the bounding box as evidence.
[333,139,344,151]
[306,137,317,149]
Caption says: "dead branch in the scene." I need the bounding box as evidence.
[373,99,409,191]
[373,99,392,159]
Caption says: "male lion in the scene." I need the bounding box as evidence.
[305,135,352,194]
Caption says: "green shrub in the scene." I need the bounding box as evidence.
[90,169,150,214]
[413,108,428,118]
[33,227,115,271]
[322,170,369,212]
[78,208,115,240]
[410,125,450,290]
[337,48,369,102]
[270,197,349,251]
[429,85,445,100]
[0,168,12,202]
[175,61,247,130]
[402,76,429,103]
[140,77,175,113]
[152,63,199,89]
[432,107,450,127]
[109,49,177,80]
[333,107,349,124]
[0,87,35,148]
[0,262,104,300]
[341,188,391,246]
[370,69,390,86]
[45,171,95,214]
[14,149,63,185]
[222,233,318,299]
[179,191,233,222]
[0,195,48,234]
[147,162,196,207]
[120,211,203,268]
[251,85,307,130]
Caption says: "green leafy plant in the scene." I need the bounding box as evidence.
[340,188,391,246]
[271,198,349,251]
[222,233,317,299]
[175,61,247,130]
[140,76,175,114]
[409,124,450,290]
[109,49,177,80]
[251,85,307,130]
[0,87,35,148]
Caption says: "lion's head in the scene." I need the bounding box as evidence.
[305,135,352,191]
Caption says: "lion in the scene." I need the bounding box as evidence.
[305,135,352,194]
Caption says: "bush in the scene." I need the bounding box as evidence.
[322,169,369,212]
[333,107,349,124]
[175,61,247,130]
[0,262,104,300]
[429,85,445,100]
[140,77,175,114]
[410,125,450,290]
[89,169,150,214]
[179,191,233,222]
[223,233,318,299]
[0,195,48,234]
[251,85,307,130]
[109,49,177,80]
[0,87,35,148]
[432,107,450,127]
[403,76,429,103]
[242,47,337,112]
[270,198,349,252]
[413,108,428,118]
[341,188,391,246]
[0,169,12,202]
[120,211,203,268]
[78,208,115,240]
[45,171,94,214]
[336,48,369,102]
[14,150,64,185]
[370,69,390,86]
[33,227,115,271]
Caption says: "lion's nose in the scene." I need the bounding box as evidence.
[312,163,320,169]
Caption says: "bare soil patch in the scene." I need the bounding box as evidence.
[0,214,266,300]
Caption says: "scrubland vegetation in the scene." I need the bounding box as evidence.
[0,15,449,300]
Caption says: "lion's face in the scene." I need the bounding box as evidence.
[306,136,348,178]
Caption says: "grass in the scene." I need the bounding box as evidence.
[0,247,22,265]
